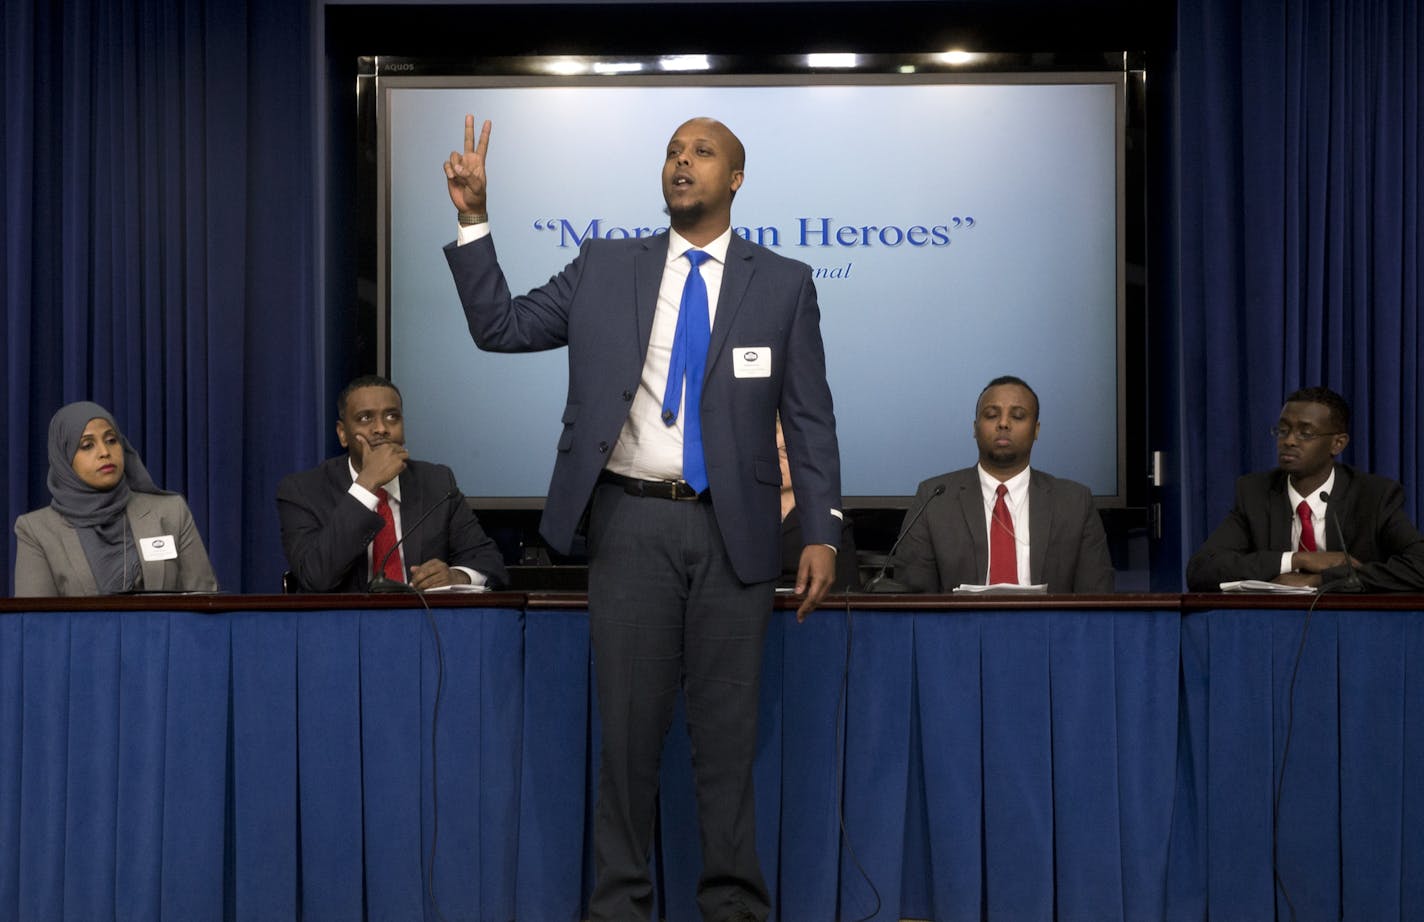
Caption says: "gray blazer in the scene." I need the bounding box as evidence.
[13,492,219,596]
[889,466,1115,593]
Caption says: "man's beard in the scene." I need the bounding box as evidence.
[984,446,1023,467]
[664,200,705,229]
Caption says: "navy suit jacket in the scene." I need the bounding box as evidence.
[444,231,842,584]
[276,457,507,592]
[1186,463,1424,591]
[889,466,1115,593]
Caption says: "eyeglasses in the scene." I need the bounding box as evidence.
[1269,425,1342,442]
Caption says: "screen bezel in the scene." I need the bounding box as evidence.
[359,51,1147,512]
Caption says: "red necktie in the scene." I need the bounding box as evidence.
[1296,500,1318,553]
[372,487,404,581]
[990,483,1018,584]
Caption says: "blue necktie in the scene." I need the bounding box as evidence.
[661,249,712,493]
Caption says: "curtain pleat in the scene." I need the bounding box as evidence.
[913,614,984,921]
[3,0,318,594]
[61,614,121,921]
[230,612,299,921]
[114,614,170,921]
[1180,609,1424,920]
[1338,613,1408,919]
[294,612,365,920]
[0,616,21,920]
[1178,0,1424,561]
[516,608,591,920]
[17,616,69,921]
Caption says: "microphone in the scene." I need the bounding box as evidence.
[864,484,946,593]
[368,488,461,593]
[1317,490,1363,592]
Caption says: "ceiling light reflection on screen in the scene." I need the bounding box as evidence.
[938,51,979,66]
[806,53,858,69]
[593,61,645,75]
[659,55,711,72]
[543,59,587,76]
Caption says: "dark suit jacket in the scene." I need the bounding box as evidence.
[1185,464,1424,591]
[13,493,219,596]
[444,231,842,584]
[276,457,507,592]
[889,467,1115,593]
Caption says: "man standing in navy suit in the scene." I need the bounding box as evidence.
[443,115,842,922]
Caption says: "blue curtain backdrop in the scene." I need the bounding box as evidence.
[1176,0,1424,560]
[3,0,320,593]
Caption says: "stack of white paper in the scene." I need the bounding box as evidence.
[1218,580,1317,594]
[952,583,1049,595]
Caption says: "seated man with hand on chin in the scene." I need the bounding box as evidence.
[276,375,507,592]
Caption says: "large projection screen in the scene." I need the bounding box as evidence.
[380,69,1126,507]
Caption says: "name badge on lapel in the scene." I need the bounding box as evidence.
[733,346,772,379]
[139,535,179,561]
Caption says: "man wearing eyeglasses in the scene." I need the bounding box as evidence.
[1186,386,1424,591]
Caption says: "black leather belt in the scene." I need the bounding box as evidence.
[599,470,706,501]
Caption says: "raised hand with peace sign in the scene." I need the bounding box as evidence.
[442,114,492,219]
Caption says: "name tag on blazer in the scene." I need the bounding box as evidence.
[139,535,179,561]
[733,346,772,378]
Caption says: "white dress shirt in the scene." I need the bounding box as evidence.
[459,221,728,483]
[605,228,730,482]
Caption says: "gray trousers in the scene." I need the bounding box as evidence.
[585,483,774,922]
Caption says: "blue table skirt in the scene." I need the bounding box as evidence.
[521,607,1180,922]
[6,603,1413,921]
[1174,608,1424,922]
[0,608,524,922]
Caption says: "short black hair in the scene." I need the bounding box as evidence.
[1284,386,1350,432]
[978,375,1040,419]
[337,375,402,419]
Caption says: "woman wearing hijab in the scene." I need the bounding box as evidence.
[12,402,219,596]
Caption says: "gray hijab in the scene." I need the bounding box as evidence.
[46,402,167,593]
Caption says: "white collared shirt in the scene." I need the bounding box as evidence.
[978,464,1033,585]
[460,221,728,481]
[347,459,486,587]
[1281,467,1334,573]
[606,228,730,481]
